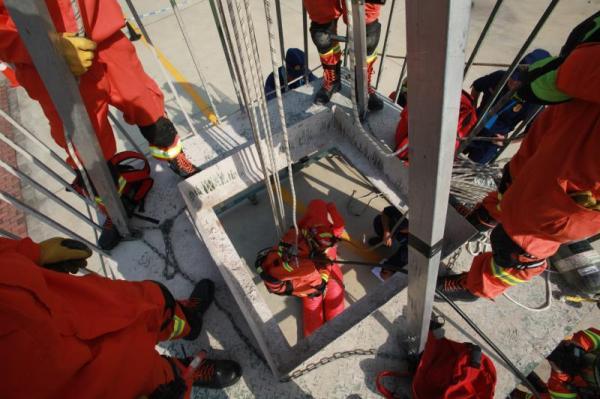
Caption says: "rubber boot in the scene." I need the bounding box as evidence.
[314,49,342,105]
[178,279,215,341]
[367,56,383,111]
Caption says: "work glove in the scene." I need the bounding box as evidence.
[39,237,92,273]
[56,33,97,76]
[570,191,600,211]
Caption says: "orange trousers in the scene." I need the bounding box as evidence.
[301,264,345,337]
[16,31,166,164]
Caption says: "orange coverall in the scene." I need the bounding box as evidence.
[466,43,600,298]
[0,237,193,399]
[303,0,381,25]
[0,0,174,163]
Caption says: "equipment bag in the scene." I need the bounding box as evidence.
[70,151,154,216]
[376,332,496,399]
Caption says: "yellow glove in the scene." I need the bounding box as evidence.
[56,32,97,76]
[39,237,92,273]
[570,191,600,210]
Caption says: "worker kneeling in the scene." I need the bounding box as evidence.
[0,236,241,398]
[256,199,349,337]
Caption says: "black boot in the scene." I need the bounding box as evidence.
[435,273,478,302]
[183,357,242,389]
[368,92,384,111]
[314,62,341,105]
[179,279,215,341]
[98,217,122,250]
[169,151,200,178]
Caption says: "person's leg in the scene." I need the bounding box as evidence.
[323,264,345,321]
[309,19,342,105]
[100,32,199,177]
[302,295,326,337]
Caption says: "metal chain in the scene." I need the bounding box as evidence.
[444,247,462,270]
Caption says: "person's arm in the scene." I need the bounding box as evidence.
[380,213,393,247]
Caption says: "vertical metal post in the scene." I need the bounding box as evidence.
[463,0,504,77]
[405,0,472,354]
[274,0,289,92]
[169,0,220,123]
[457,0,559,154]
[375,0,396,89]
[489,105,543,163]
[208,0,244,111]
[351,0,369,120]
[394,57,407,104]
[123,0,200,137]
[302,6,310,86]
[4,0,131,237]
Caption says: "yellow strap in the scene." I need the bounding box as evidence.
[583,329,600,350]
[282,261,293,272]
[168,315,186,340]
[149,138,182,160]
[549,390,577,398]
[490,259,525,286]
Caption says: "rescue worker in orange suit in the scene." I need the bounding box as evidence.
[511,327,600,399]
[0,1,200,248]
[304,0,384,110]
[436,11,600,301]
[0,236,242,398]
[256,199,349,337]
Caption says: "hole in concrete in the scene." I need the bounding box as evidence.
[217,149,409,346]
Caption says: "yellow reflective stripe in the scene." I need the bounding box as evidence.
[583,329,600,350]
[169,315,186,340]
[366,53,378,64]
[117,176,126,195]
[282,261,293,272]
[320,272,329,282]
[490,259,525,286]
[319,44,341,57]
[549,390,577,399]
[150,138,182,160]
[319,232,333,238]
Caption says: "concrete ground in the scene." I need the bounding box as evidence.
[2,0,600,398]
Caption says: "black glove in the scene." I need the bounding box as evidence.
[148,377,187,399]
[497,162,512,194]
[39,237,92,274]
[547,341,585,376]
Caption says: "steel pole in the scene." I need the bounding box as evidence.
[457,0,559,154]
[463,0,504,77]
[0,191,109,255]
[405,0,472,355]
[394,57,407,104]
[351,0,369,120]
[375,0,396,89]
[5,0,131,237]
[274,0,289,92]
[107,112,146,155]
[208,0,244,111]
[302,6,310,86]
[169,0,220,124]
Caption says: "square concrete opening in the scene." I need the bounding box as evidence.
[180,105,476,377]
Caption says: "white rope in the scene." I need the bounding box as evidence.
[262,0,299,253]
[222,0,283,236]
[503,271,552,312]
[238,0,287,227]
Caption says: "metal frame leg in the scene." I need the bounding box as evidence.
[302,6,310,86]
[375,0,396,89]
[351,0,369,119]
[405,0,472,355]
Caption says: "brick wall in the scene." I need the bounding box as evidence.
[0,79,27,237]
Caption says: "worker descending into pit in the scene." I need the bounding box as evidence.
[368,206,409,280]
[510,327,600,399]
[0,236,242,398]
[256,199,349,337]
[463,49,549,164]
[303,0,384,110]
[0,0,201,248]
[437,11,600,302]
[264,48,316,100]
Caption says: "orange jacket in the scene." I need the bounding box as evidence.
[303,0,381,25]
[499,43,600,258]
[0,238,173,399]
[258,200,347,297]
[0,0,126,65]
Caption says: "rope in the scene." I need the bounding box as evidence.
[262,0,299,258]
[222,0,282,236]
[502,270,552,312]
[238,0,287,227]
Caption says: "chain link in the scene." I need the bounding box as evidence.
[444,246,462,270]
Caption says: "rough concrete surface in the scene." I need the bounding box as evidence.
[2,0,599,398]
